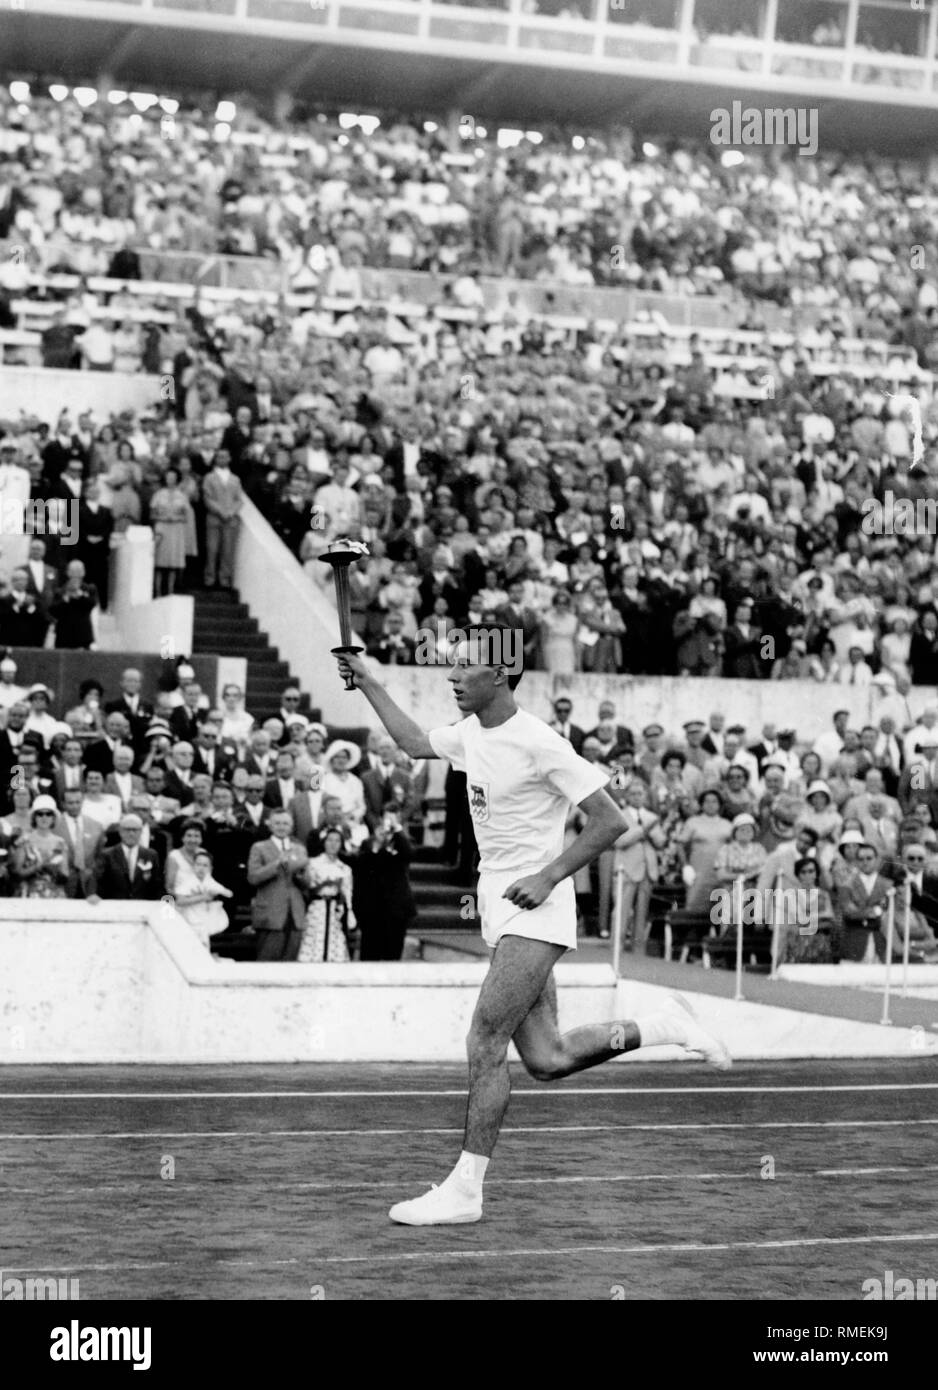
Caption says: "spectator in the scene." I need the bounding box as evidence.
[11,795,69,899]
[88,812,164,901]
[55,786,103,899]
[202,450,243,591]
[353,811,417,960]
[150,465,197,597]
[170,846,233,950]
[246,808,309,961]
[49,560,98,649]
[297,826,358,962]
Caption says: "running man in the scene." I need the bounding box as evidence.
[335,628,730,1226]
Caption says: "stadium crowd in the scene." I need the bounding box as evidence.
[1,277,934,682]
[3,88,938,328]
[547,695,938,964]
[0,660,420,961]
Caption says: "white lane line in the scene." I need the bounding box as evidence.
[5,1164,937,1196]
[323,1231,938,1267]
[1,1083,937,1101]
[2,1118,936,1140]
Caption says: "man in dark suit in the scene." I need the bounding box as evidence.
[263,749,307,810]
[88,814,164,901]
[246,808,309,960]
[192,722,236,782]
[84,713,133,778]
[239,730,276,782]
[102,795,172,873]
[894,843,938,961]
[361,738,415,830]
[548,696,584,754]
[305,796,354,859]
[723,599,765,680]
[288,784,327,848]
[169,682,208,743]
[367,611,416,665]
[52,738,87,807]
[0,702,36,802]
[49,560,99,649]
[104,668,153,756]
[0,568,49,647]
[76,480,114,609]
[495,580,541,668]
[748,723,782,775]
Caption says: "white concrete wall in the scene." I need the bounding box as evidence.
[0,901,615,1063]
[0,367,162,423]
[376,668,917,747]
[234,498,353,720]
[0,901,933,1063]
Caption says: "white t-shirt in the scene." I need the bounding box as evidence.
[428,709,609,874]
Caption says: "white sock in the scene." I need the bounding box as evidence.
[635,1011,688,1050]
[445,1150,489,1196]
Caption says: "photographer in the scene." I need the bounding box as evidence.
[352,810,417,961]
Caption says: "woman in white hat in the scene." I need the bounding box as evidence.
[322,741,366,824]
[714,813,767,890]
[11,795,69,899]
[829,825,865,898]
[797,780,843,872]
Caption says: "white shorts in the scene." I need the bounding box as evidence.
[476,867,578,953]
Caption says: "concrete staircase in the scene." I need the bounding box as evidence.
[191,587,319,721]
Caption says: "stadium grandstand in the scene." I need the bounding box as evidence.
[2,0,938,1306]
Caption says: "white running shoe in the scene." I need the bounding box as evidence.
[389,1183,483,1226]
[665,993,733,1070]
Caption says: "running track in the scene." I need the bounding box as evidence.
[2,1059,937,1300]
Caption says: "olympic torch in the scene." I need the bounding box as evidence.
[321,538,370,691]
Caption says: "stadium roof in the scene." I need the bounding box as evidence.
[1,10,937,150]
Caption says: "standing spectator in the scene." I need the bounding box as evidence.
[55,786,103,899]
[610,780,666,954]
[202,451,244,591]
[297,827,358,962]
[246,808,309,960]
[540,590,579,674]
[88,813,163,900]
[41,311,79,369]
[353,810,417,960]
[49,561,98,649]
[76,479,114,609]
[11,796,69,899]
[150,465,197,597]
[0,568,49,647]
